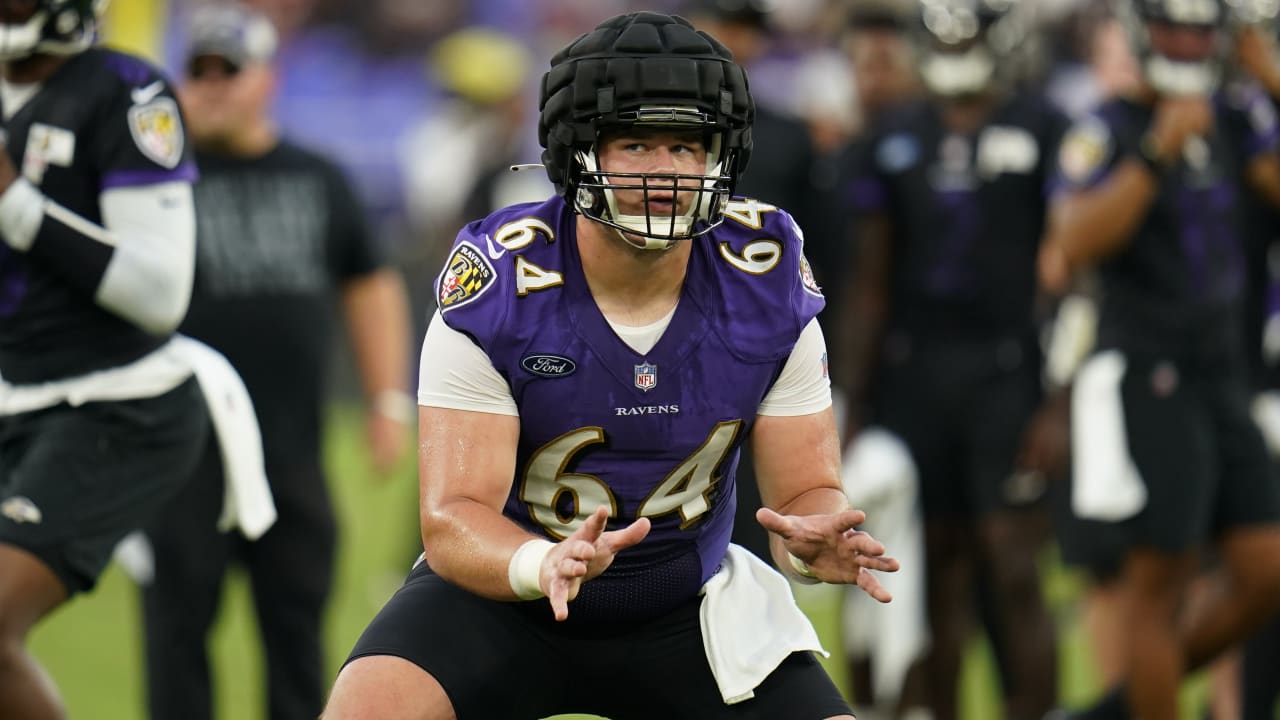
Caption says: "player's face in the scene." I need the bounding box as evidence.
[850,28,915,117]
[0,0,37,24]
[180,55,274,145]
[596,128,709,220]
[1147,21,1219,62]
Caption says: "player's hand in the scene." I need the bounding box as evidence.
[541,506,650,621]
[756,507,900,602]
[0,139,17,195]
[1147,95,1214,162]
[1037,241,1073,297]
[1237,25,1280,97]
[365,408,409,478]
[1015,389,1071,484]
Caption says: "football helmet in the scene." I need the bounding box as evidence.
[537,11,753,251]
[1227,0,1280,25]
[0,0,106,61]
[913,0,1033,97]
[1119,0,1228,95]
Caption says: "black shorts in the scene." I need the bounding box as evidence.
[872,333,1044,516]
[346,562,852,720]
[0,377,208,593]
[1068,350,1280,555]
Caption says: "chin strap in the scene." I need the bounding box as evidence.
[1144,54,1221,96]
[612,225,679,252]
[0,13,45,61]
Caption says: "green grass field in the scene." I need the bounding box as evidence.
[29,405,1220,720]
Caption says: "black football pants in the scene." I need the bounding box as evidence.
[141,435,337,720]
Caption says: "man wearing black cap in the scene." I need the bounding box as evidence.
[138,5,412,720]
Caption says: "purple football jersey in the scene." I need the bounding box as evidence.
[434,195,825,623]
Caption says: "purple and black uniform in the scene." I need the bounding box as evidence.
[346,195,854,719]
[437,194,823,622]
[1056,87,1280,560]
[843,92,1068,515]
[0,48,207,594]
[0,48,197,383]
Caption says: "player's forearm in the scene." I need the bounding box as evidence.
[342,269,412,414]
[835,216,890,440]
[1046,161,1155,271]
[0,179,195,334]
[420,496,549,601]
[773,485,850,518]
[841,288,886,423]
[1246,154,1280,210]
[418,405,536,601]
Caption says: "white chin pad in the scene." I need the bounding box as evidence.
[0,16,45,61]
[1145,55,1219,96]
[613,212,694,242]
[921,48,995,96]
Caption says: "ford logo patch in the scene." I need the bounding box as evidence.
[521,354,576,378]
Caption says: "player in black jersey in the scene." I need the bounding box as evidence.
[838,1,1067,718]
[0,2,210,718]
[1042,1,1280,718]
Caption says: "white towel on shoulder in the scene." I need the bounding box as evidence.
[699,543,827,704]
[171,336,277,540]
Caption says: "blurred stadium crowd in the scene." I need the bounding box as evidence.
[74,0,1280,718]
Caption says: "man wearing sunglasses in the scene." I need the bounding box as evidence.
[138,5,412,720]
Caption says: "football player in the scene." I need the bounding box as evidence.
[322,11,898,720]
[836,1,1067,718]
[0,1,208,718]
[1041,0,1280,717]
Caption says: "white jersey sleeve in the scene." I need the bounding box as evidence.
[417,310,519,416]
[418,311,828,418]
[757,317,832,417]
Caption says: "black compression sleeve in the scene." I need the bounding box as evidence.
[26,208,116,297]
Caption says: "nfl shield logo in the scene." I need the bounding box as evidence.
[634,362,658,392]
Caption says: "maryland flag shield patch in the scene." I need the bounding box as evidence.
[799,253,823,297]
[127,98,184,169]
[438,241,496,311]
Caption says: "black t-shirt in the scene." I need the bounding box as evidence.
[845,93,1069,341]
[0,48,196,383]
[1052,87,1279,366]
[181,141,381,468]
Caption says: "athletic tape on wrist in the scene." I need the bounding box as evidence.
[374,389,416,424]
[508,538,554,600]
[788,552,821,584]
[0,178,45,252]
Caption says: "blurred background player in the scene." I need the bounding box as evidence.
[139,6,412,720]
[1040,0,1280,717]
[0,2,211,719]
[830,4,930,718]
[837,1,1067,718]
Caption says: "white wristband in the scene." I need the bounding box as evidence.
[0,178,45,252]
[373,389,416,424]
[508,538,553,600]
[788,553,821,585]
